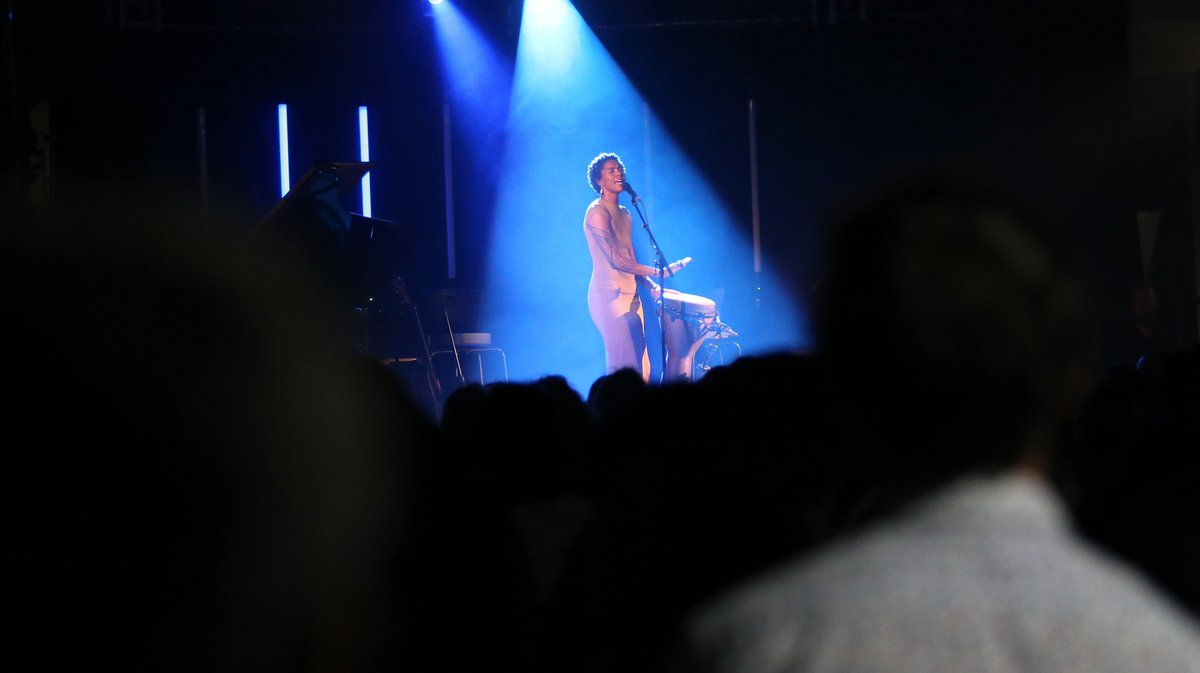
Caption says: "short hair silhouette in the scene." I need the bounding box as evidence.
[815,173,1096,514]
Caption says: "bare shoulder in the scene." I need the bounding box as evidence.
[585,199,611,224]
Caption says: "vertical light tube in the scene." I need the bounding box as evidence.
[5,1,19,181]
[748,98,763,312]
[748,99,761,274]
[197,106,209,224]
[443,102,456,279]
[641,101,654,222]
[1192,72,1200,344]
[358,105,372,217]
[277,103,290,197]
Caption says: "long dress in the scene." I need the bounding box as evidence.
[584,198,652,381]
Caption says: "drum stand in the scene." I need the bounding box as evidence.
[693,320,742,380]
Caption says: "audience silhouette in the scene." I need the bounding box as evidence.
[534,352,840,673]
[6,177,1199,673]
[2,209,438,672]
[669,173,1200,673]
[1057,349,1200,621]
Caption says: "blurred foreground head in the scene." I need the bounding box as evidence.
[1,211,432,672]
[815,173,1097,497]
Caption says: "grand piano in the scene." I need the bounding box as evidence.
[249,161,441,412]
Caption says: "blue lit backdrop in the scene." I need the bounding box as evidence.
[466,0,808,395]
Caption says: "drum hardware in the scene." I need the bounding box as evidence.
[693,336,743,380]
[708,320,738,339]
[657,288,741,381]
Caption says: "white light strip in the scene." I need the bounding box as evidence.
[443,102,456,279]
[358,105,372,218]
[748,98,761,273]
[277,103,290,197]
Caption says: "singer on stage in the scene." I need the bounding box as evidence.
[583,151,690,382]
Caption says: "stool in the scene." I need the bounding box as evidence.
[430,347,509,385]
[428,333,509,386]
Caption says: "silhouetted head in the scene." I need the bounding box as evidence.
[815,173,1096,495]
[587,367,650,422]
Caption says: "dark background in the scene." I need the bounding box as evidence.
[3,0,1198,368]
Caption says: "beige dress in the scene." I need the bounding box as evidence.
[584,198,654,380]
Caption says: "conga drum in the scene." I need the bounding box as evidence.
[659,288,719,381]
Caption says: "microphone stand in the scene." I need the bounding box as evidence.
[627,189,673,384]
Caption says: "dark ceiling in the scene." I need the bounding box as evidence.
[20,0,1131,35]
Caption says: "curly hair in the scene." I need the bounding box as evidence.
[586,152,624,194]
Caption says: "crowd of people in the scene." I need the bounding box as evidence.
[4,172,1199,672]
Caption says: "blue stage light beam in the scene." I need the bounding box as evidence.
[428,0,515,282]
[479,0,807,396]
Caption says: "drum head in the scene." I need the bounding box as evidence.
[661,288,717,319]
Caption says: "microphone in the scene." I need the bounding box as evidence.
[622,181,640,202]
